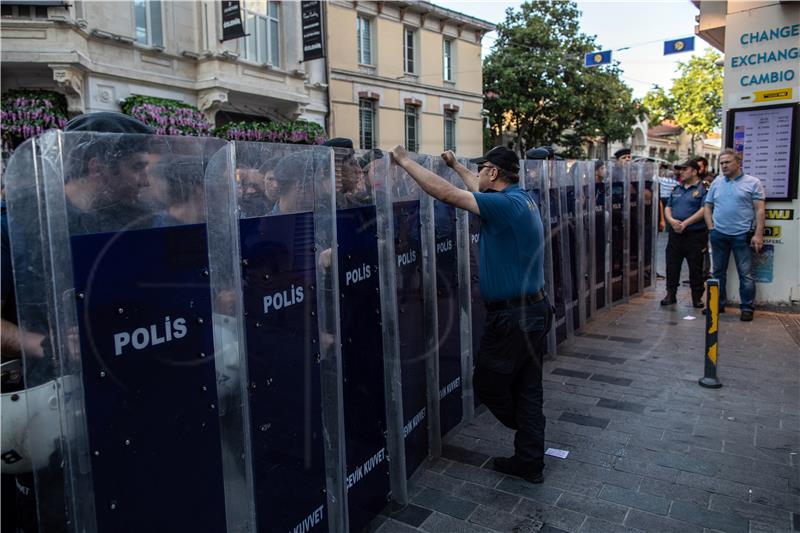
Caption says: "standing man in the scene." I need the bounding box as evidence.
[704,148,765,321]
[661,160,707,308]
[390,145,553,484]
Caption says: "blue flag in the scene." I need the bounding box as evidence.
[585,50,612,67]
[664,37,695,55]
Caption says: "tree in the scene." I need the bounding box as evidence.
[642,49,723,155]
[483,1,640,157]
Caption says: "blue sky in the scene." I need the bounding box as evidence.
[441,0,707,98]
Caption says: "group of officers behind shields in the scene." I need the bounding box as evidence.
[1,112,766,532]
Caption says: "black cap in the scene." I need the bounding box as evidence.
[469,146,519,173]
[674,159,700,172]
[64,112,155,134]
[525,146,556,160]
[614,148,631,159]
[324,137,354,149]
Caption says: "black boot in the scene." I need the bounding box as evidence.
[492,456,544,483]
[660,293,677,306]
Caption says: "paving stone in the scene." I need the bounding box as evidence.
[668,500,749,533]
[566,449,616,468]
[615,458,679,483]
[653,451,718,476]
[579,516,645,533]
[597,484,668,515]
[420,512,493,533]
[496,477,562,505]
[441,444,491,467]
[587,354,627,365]
[540,526,571,533]
[723,440,792,465]
[794,512,800,531]
[757,427,800,453]
[749,486,800,513]
[552,368,592,379]
[411,488,477,520]
[606,335,643,344]
[589,374,634,387]
[374,518,421,533]
[709,494,793,531]
[624,509,704,533]
[381,505,432,528]
[675,471,751,500]
[637,477,711,507]
[445,462,505,488]
[558,413,610,429]
[454,482,520,513]
[468,505,534,532]
[417,470,464,493]
[513,498,587,532]
[555,492,628,524]
[425,457,454,473]
[596,399,645,414]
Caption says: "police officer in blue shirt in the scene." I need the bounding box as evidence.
[661,159,708,308]
[390,144,553,484]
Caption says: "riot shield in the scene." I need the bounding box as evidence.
[610,161,626,303]
[593,161,612,310]
[466,161,484,411]
[573,161,594,326]
[223,142,338,533]
[628,164,641,296]
[333,146,390,531]
[387,154,430,482]
[546,162,567,343]
[642,163,657,289]
[557,161,578,338]
[523,160,557,355]
[5,132,241,532]
[430,157,464,437]
[455,159,474,423]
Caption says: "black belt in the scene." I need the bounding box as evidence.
[485,289,546,312]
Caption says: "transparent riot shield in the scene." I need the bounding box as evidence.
[455,158,474,424]
[610,161,626,303]
[466,161,484,412]
[546,162,568,343]
[333,146,390,532]
[387,154,431,483]
[220,142,341,533]
[642,163,657,289]
[523,160,557,355]
[557,161,578,338]
[593,162,612,310]
[430,157,464,438]
[5,132,242,532]
[628,164,641,297]
[573,161,594,327]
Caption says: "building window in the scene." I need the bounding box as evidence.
[405,105,419,153]
[357,15,372,65]
[443,39,453,81]
[1,4,49,18]
[359,98,375,150]
[649,147,657,158]
[404,28,416,74]
[444,110,456,152]
[134,0,163,46]
[242,0,280,66]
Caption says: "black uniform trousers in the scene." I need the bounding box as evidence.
[666,228,708,300]
[473,298,553,469]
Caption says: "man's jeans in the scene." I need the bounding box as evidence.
[709,229,755,312]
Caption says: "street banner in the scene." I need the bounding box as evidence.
[664,37,694,55]
[585,50,612,67]
[301,1,325,61]
[221,1,246,42]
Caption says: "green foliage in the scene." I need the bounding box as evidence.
[483,1,640,156]
[214,120,326,144]
[121,95,213,136]
[642,49,723,149]
[1,90,69,150]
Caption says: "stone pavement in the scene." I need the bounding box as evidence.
[372,268,800,532]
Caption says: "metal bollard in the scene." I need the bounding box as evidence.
[699,279,722,388]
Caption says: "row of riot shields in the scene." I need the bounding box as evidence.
[2,133,656,533]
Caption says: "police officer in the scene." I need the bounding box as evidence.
[661,159,707,308]
[390,144,552,484]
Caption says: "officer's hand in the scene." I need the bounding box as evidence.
[441,150,456,168]
[751,234,763,253]
[390,145,409,166]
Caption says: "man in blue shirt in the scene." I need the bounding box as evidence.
[704,148,765,321]
[661,160,708,308]
[390,144,552,484]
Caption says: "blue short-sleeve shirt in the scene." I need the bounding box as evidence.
[472,185,545,301]
[666,182,707,231]
[705,173,764,235]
